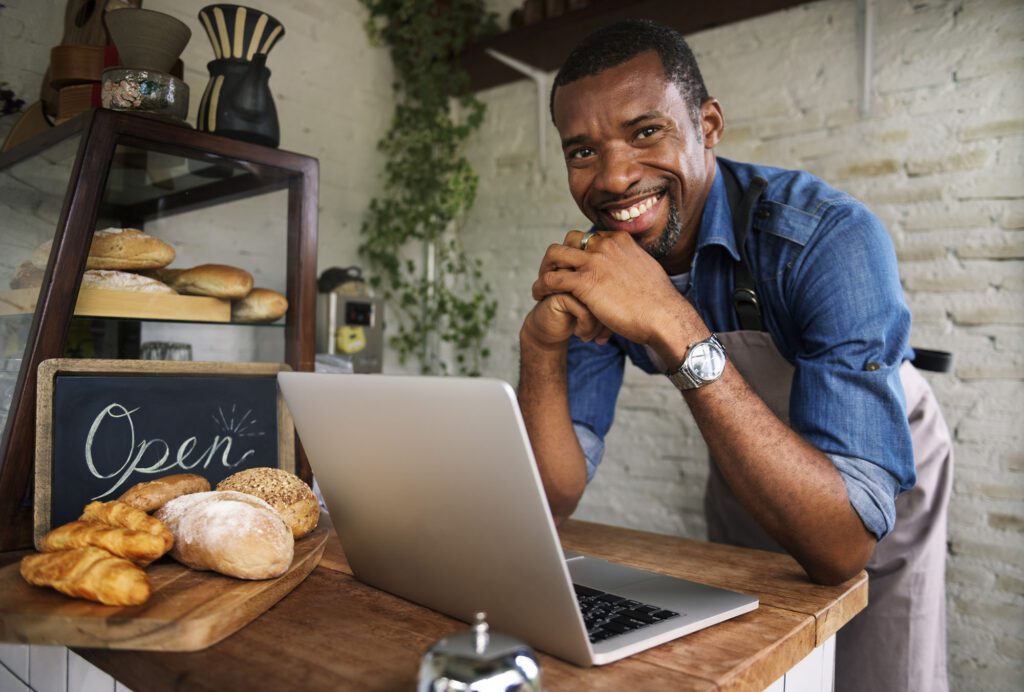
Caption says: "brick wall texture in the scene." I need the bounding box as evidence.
[463,0,1023,689]
[2,0,1020,688]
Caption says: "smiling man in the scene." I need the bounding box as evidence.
[517,19,951,692]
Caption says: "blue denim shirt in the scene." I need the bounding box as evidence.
[567,157,915,541]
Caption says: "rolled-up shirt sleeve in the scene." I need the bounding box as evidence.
[827,453,901,539]
[786,200,914,540]
[566,336,626,482]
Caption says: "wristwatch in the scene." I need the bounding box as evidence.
[666,334,727,391]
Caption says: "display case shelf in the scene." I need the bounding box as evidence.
[0,109,319,550]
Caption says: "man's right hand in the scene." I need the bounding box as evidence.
[521,292,612,350]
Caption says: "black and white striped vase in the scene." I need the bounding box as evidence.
[196,4,285,147]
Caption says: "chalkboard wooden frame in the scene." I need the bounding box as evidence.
[33,358,295,548]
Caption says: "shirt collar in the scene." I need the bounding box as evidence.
[695,160,741,262]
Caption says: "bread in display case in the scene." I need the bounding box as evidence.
[0,109,319,550]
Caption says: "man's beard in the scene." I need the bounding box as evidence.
[639,195,681,260]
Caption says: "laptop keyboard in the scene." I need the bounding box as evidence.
[573,584,680,643]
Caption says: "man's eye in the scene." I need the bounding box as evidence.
[568,147,595,160]
[636,126,661,140]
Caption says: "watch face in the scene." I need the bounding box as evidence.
[688,341,726,382]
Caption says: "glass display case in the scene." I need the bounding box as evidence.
[0,109,318,549]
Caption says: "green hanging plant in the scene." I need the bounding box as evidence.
[360,0,499,376]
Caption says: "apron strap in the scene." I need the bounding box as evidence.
[720,164,768,332]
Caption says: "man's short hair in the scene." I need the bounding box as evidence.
[550,19,709,127]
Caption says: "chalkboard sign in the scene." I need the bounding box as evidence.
[34,359,294,548]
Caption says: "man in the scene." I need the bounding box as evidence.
[517,19,951,692]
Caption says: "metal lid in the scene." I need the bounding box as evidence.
[418,613,542,692]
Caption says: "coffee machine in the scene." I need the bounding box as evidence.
[316,267,384,373]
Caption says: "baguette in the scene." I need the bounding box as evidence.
[40,520,168,566]
[80,500,174,552]
[20,547,151,606]
[117,473,211,512]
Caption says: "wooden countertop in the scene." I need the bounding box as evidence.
[14,517,867,691]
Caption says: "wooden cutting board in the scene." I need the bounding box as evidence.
[0,522,329,651]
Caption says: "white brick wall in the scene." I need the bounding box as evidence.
[2,0,1021,689]
[464,1,1024,690]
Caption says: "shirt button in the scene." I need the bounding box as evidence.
[865,362,881,371]
[756,208,770,220]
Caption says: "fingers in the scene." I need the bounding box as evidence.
[533,267,581,301]
[538,243,585,277]
[550,294,608,343]
[562,229,607,251]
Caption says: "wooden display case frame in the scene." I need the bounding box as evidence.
[0,109,319,550]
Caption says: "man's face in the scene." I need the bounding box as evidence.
[552,51,722,274]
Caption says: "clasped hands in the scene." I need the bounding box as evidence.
[523,229,692,353]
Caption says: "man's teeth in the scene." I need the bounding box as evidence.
[609,196,657,221]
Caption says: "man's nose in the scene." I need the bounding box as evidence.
[595,145,642,195]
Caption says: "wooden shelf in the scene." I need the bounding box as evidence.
[0,288,231,323]
[461,0,816,92]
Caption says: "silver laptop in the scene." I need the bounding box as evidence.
[278,372,757,666]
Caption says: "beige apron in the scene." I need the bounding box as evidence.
[708,330,952,692]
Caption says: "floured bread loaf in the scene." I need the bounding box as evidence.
[10,260,43,289]
[217,467,319,539]
[232,288,288,323]
[82,269,176,293]
[150,263,254,299]
[155,491,294,579]
[32,228,175,271]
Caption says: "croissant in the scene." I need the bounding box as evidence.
[20,547,151,606]
[41,521,168,566]
[80,500,173,552]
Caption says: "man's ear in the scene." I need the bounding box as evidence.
[700,98,724,149]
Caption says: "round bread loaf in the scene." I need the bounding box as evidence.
[155,490,294,580]
[117,473,211,512]
[216,467,319,539]
[154,264,254,299]
[82,269,176,293]
[232,288,288,323]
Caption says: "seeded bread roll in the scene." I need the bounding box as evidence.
[231,288,288,323]
[150,264,254,299]
[117,473,211,512]
[217,467,319,539]
[155,490,294,579]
